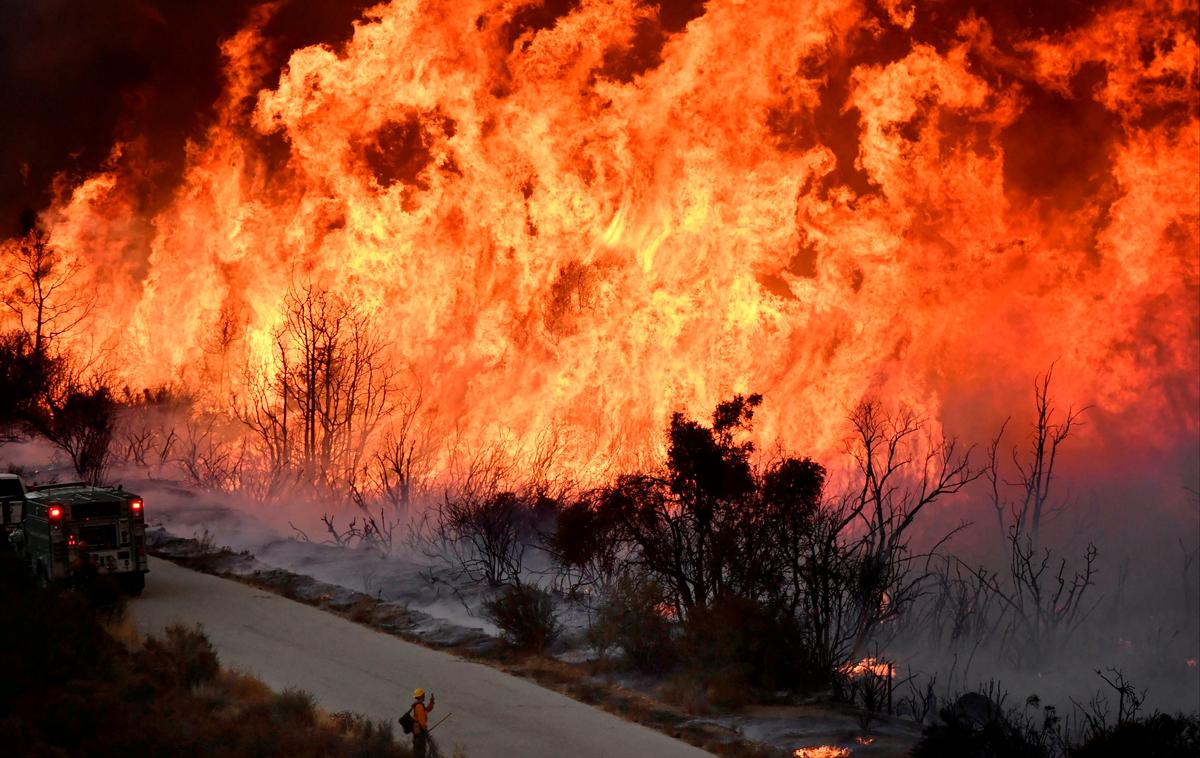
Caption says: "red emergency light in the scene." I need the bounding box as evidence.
[48,505,63,521]
[130,499,143,513]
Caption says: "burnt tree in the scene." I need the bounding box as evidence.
[1,211,90,357]
[582,394,977,686]
[970,368,1098,665]
[238,285,397,496]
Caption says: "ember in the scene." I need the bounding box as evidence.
[841,657,896,679]
[794,747,851,758]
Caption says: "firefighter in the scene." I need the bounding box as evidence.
[411,687,436,758]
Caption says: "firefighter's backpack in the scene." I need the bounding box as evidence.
[398,706,415,734]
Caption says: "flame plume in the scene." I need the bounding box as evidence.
[30,0,1200,480]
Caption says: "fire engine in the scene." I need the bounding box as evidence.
[9,480,149,595]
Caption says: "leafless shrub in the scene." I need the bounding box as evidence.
[192,527,225,572]
[175,418,251,495]
[235,284,398,499]
[288,521,313,543]
[363,509,403,556]
[917,556,1005,648]
[372,391,435,511]
[525,421,579,502]
[842,399,980,613]
[783,399,978,680]
[447,436,518,502]
[967,533,1098,667]
[312,509,403,557]
[432,490,546,587]
[987,369,1086,553]
[898,672,940,724]
[36,374,117,485]
[119,423,162,471]
[114,386,188,476]
[964,368,1099,666]
[1075,668,1146,731]
[320,514,362,548]
[356,509,403,556]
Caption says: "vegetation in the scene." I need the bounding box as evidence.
[554,393,977,692]
[586,573,676,672]
[0,212,116,483]
[0,548,409,757]
[432,490,555,587]
[483,583,560,652]
[0,217,1192,751]
[236,284,398,499]
[913,682,1200,758]
[969,369,1099,665]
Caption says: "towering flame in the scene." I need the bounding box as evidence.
[26,0,1200,479]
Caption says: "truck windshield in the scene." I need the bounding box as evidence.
[0,479,22,498]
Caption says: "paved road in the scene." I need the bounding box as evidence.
[129,558,712,758]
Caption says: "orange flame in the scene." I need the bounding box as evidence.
[841,657,896,679]
[20,0,1200,484]
[794,747,851,758]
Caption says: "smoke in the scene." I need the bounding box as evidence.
[0,0,374,229]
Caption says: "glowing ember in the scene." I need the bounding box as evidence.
[841,657,896,679]
[855,735,875,746]
[794,747,851,758]
[10,0,1198,484]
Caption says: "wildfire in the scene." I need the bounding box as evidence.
[12,0,1199,484]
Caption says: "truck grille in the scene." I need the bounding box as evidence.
[78,524,120,550]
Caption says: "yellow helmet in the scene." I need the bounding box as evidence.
[413,688,425,699]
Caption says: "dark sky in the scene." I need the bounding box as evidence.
[0,0,372,235]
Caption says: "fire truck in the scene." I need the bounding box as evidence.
[10,480,148,595]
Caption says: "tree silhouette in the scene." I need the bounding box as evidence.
[584,394,976,686]
[238,284,397,496]
[1,210,91,357]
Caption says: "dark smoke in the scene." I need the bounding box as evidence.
[0,0,372,233]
